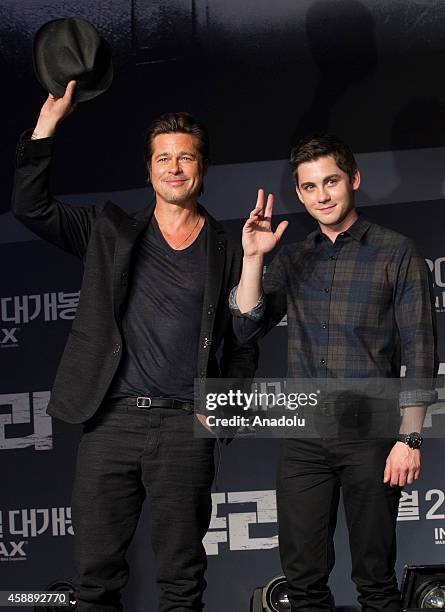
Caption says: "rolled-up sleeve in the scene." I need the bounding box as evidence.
[229,285,266,343]
[394,240,439,407]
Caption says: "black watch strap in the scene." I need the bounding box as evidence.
[397,432,423,449]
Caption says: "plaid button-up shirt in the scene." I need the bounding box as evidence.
[231,216,438,406]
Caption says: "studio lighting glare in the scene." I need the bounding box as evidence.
[418,583,445,608]
[251,576,290,612]
[401,564,445,611]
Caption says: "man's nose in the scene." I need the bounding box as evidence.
[317,187,330,203]
[168,159,181,173]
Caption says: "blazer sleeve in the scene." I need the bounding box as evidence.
[12,132,98,259]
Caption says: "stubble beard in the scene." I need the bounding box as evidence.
[159,181,202,205]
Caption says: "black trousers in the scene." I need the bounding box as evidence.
[71,404,215,611]
[277,438,402,612]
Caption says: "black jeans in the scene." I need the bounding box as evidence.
[277,438,402,612]
[71,404,215,611]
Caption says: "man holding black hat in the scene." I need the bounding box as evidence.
[12,17,257,612]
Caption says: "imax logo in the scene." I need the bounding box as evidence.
[0,541,27,561]
[0,328,18,347]
[434,527,445,545]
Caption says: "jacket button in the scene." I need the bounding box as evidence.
[112,344,121,355]
[207,303,214,316]
[203,337,211,349]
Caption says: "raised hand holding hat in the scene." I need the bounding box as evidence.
[31,79,77,140]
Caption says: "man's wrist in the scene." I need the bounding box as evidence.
[396,432,423,449]
[31,118,58,140]
[31,129,55,140]
[243,254,264,263]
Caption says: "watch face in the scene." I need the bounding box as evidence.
[408,432,423,449]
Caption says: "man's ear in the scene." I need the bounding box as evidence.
[352,169,361,191]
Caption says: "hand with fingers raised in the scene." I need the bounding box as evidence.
[235,189,288,314]
[242,188,288,258]
[32,80,77,140]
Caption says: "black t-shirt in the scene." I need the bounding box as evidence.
[109,217,206,401]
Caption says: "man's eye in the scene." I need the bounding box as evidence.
[158,157,168,162]
[181,156,193,161]
[328,179,337,185]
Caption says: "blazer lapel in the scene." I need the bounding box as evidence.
[112,204,153,322]
[197,208,227,375]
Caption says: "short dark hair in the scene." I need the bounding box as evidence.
[144,112,210,169]
[290,134,357,184]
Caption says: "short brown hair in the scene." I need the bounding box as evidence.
[144,112,210,168]
[290,134,357,184]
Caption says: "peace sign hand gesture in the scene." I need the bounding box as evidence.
[242,189,288,258]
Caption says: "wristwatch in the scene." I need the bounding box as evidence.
[396,432,423,449]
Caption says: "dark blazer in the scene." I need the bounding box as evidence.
[12,134,258,424]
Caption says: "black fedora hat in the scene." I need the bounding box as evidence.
[33,16,113,102]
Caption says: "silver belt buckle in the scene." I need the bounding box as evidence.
[136,396,152,408]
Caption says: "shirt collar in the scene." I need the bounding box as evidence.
[311,214,371,244]
[346,215,371,241]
